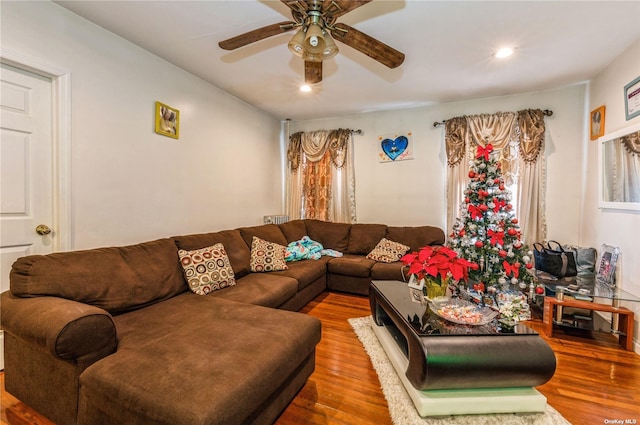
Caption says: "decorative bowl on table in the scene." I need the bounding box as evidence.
[429,297,499,326]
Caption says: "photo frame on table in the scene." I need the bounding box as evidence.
[155,101,180,139]
[596,244,620,286]
[624,76,640,121]
[407,274,424,291]
[590,105,605,140]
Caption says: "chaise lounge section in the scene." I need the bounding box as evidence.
[1,219,444,425]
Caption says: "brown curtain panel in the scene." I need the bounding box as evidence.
[302,152,332,221]
[286,128,356,223]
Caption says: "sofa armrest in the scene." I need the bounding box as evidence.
[1,291,117,367]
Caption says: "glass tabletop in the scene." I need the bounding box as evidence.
[371,280,537,337]
[536,274,640,303]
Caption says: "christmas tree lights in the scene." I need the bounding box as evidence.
[448,144,535,292]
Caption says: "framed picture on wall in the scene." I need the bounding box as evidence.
[155,101,180,139]
[590,105,605,140]
[378,132,414,162]
[624,76,640,121]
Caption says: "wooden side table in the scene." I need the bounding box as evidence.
[543,296,635,350]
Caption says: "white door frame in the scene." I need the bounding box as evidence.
[1,49,72,252]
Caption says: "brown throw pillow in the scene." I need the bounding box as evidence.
[366,238,411,263]
[178,244,236,295]
[250,236,288,272]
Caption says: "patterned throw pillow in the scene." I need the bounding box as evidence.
[250,236,288,272]
[178,244,236,295]
[366,238,411,263]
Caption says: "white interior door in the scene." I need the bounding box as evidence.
[0,63,54,369]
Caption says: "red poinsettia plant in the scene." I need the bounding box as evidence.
[401,245,478,286]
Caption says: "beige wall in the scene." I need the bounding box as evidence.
[1,1,282,250]
[291,40,640,351]
[583,39,640,343]
[290,84,586,243]
[584,39,640,298]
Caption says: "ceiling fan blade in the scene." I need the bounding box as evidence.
[331,23,405,68]
[305,61,323,84]
[219,21,296,50]
[322,0,372,18]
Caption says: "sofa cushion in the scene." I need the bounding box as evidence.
[271,258,329,291]
[9,238,186,314]
[386,225,446,252]
[305,219,351,252]
[347,223,388,254]
[366,238,410,263]
[81,295,321,425]
[371,261,411,281]
[173,230,251,278]
[249,236,288,272]
[279,220,307,242]
[208,273,298,308]
[178,244,236,295]
[327,254,376,278]
[238,224,288,247]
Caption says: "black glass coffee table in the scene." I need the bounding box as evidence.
[369,280,557,416]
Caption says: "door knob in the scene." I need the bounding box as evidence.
[36,224,52,235]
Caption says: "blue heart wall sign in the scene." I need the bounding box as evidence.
[379,133,413,162]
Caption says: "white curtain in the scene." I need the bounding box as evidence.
[445,109,547,243]
[286,129,356,223]
[613,133,640,202]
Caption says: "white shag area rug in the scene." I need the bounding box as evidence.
[348,316,571,425]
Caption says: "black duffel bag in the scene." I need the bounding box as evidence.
[533,240,578,279]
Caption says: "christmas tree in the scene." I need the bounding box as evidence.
[448,144,535,293]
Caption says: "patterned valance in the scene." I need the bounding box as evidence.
[287,128,351,170]
[517,109,545,162]
[444,108,546,167]
[466,111,517,149]
[287,132,303,170]
[620,130,640,156]
[445,117,467,166]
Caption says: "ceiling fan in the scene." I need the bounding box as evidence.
[218,0,405,84]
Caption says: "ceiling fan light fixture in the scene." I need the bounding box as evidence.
[287,27,306,57]
[322,31,339,60]
[304,23,325,54]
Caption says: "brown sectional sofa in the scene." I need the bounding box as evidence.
[1,219,444,425]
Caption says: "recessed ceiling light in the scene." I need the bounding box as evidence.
[495,47,514,59]
[300,84,312,92]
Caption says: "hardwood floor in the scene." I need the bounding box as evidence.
[2,292,640,425]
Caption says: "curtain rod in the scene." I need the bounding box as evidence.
[288,127,363,135]
[432,109,554,128]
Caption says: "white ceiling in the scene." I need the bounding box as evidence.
[54,0,640,121]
